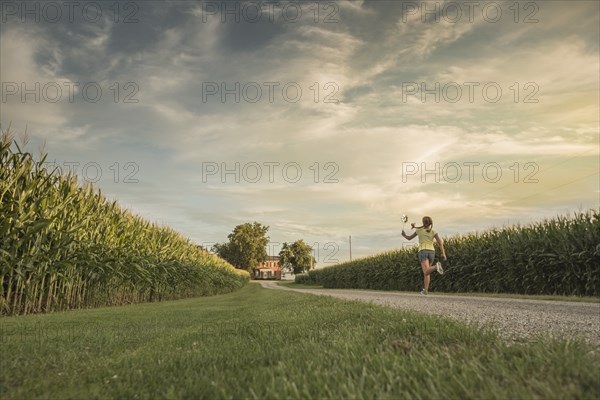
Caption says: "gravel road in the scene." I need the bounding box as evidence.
[258,281,600,348]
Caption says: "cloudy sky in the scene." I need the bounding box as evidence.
[1,0,598,265]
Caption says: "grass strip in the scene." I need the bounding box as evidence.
[1,282,598,399]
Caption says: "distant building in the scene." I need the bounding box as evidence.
[253,256,282,280]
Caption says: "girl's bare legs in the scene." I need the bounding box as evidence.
[421,259,437,294]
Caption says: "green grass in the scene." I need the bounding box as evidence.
[279,281,600,303]
[1,283,598,399]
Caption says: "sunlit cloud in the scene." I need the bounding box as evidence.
[1,0,598,262]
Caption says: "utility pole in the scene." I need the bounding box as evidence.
[349,235,352,261]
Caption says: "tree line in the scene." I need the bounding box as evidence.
[212,222,316,275]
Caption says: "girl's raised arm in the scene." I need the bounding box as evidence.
[402,230,417,240]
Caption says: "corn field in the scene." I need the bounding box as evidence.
[1,131,249,316]
[297,210,600,296]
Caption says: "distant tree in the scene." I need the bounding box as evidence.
[212,242,233,261]
[279,240,315,274]
[278,242,294,273]
[213,222,269,272]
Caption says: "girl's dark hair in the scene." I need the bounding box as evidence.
[414,216,433,230]
[422,216,433,228]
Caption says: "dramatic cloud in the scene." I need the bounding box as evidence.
[1,0,598,263]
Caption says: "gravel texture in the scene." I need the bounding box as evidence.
[259,281,600,348]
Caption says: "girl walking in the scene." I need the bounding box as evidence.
[401,216,447,295]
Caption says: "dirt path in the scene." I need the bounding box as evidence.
[258,281,600,347]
